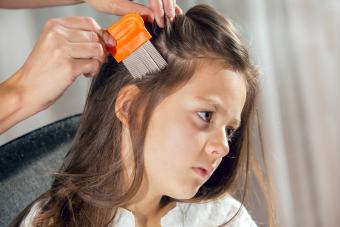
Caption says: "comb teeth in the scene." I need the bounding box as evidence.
[123,41,167,79]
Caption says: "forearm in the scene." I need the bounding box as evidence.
[0,0,84,9]
[0,70,41,134]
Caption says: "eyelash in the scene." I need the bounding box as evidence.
[197,111,237,142]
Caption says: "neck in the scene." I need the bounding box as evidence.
[122,175,176,224]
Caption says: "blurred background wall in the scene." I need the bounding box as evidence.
[0,0,339,226]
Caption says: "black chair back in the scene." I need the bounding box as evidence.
[0,114,81,226]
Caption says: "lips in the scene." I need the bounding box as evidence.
[192,166,213,179]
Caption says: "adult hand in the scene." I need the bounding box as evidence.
[148,0,183,27]
[84,0,183,27]
[17,16,115,110]
[0,16,115,134]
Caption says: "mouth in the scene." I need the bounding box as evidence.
[192,166,212,179]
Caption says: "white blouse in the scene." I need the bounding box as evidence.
[21,195,257,227]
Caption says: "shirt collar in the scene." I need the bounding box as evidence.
[111,202,187,227]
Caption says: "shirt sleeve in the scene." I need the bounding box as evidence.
[220,206,258,227]
[20,202,41,227]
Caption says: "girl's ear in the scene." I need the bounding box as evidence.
[115,84,140,126]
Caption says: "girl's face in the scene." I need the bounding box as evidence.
[143,62,247,200]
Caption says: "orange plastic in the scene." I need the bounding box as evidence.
[106,13,152,63]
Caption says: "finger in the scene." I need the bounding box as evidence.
[59,26,101,43]
[54,16,116,48]
[101,30,116,47]
[44,17,114,47]
[72,58,101,78]
[80,28,116,48]
[60,26,116,48]
[149,0,165,27]
[54,16,101,32]
[175,4,183,15]
[163,0,175,21]
[67,42,106,63]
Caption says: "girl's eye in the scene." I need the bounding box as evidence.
[197,111,236,142]
[197,111,213,122]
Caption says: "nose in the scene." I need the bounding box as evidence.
[205,129,230,158]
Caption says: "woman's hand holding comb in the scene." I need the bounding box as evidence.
[0,16,115,133]
[0,0,183,134]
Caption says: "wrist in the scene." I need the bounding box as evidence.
[11,68,50,113]
[0,71,26,133]
[0,72,24,116]
[0,68,42,121]
[0,68,49,133]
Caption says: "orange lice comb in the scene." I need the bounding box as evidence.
[106,13,167,78]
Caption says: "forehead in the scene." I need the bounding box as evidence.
[167,62,247,123]
[179,62,247,104]
[189,63,245,92]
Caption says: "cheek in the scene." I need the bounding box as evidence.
[143,107,201,181]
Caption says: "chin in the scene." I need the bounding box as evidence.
[167,184,201,200]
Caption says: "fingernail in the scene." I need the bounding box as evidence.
[159,17,165,28]
[107,37,116,47]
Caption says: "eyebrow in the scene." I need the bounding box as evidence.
[194,95,241,127]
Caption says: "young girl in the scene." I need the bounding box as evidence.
[11,4,273,227]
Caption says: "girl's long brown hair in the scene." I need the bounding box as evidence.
[11,4,275,227]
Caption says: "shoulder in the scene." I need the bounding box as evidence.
[216,195,258,227]
[178,194,257,227]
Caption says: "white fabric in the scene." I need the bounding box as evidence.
[21,195,257,227]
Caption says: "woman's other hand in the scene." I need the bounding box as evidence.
[84,0,183,27]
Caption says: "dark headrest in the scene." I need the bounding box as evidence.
[0,114,81,226]
[0,114,81,181]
